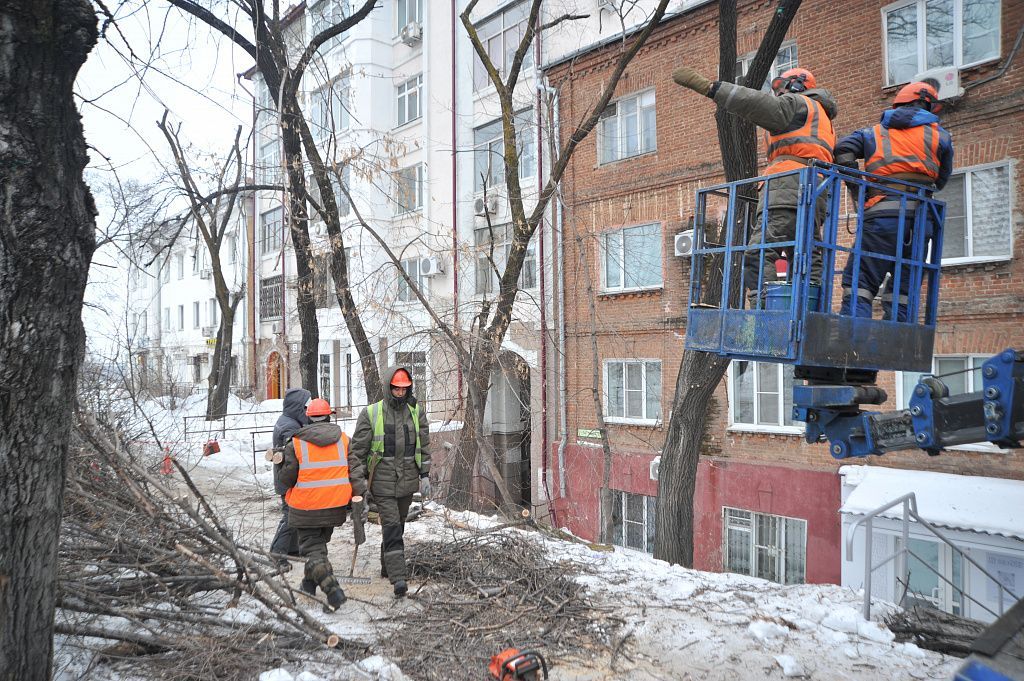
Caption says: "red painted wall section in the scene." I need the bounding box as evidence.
[694,458,842,584]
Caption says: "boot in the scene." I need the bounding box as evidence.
[393,580,408,598]
[300,578,317,595]
[380,565,388,578]
[325,587,347,612]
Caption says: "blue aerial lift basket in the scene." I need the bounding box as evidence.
[685,162,945,377]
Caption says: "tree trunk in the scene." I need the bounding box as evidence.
[655,0,802,567]
[447,357,490,509]
[206,297,242,420]
[0,2,97,678]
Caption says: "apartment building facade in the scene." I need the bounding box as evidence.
[546,0,1023,621]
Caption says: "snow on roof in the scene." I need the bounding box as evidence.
[840,465,1024,540]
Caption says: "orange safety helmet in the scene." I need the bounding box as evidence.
[390,368,413,387]
[771,67,816,95]
[306,398,332,417]
[893,81,941,112]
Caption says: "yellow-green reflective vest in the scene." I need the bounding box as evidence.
[368,401,422,474]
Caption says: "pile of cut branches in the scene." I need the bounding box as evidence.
[379,521,625,681]
[57,414,364,680]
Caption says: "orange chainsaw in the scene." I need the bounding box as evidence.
[488,649,548,681]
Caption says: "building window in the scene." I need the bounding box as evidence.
[605,359,661,422]
[472,1,532,91]
[319,353,332,401]
[177,305,184,331]
[599,90,656,164]
[176,253,185,279]
[311,77,349,140]
[474,224,536,294]
[394,350,427,407]
[394,164,424,214]
[310,0,349,44]
[343,352,353,407]
[610,491,656,553]
[312,252,337,309]
[883,0,1001,86]
[936,162,1012,263]
[473,109,535,193]
[397,0,422,29]
[730,361,797,430]
[397,257,427,303]
[396,74,422,127]
[163,307,171,330]
[193,301,200,329]
[331,165,352,218]
[209,298,218,326]
[192,355,203,384]
[260,276,283,319]
[257,82,276,133]
[724,508,807,585]
[736,42,798,90]
[602,223,662,292]
[259,138,281,185]
[162,259,171,283]
[260,207,283,254]
[225,235,237,265]
[897,354,1005,452]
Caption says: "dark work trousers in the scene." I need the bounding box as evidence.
[378,494,413,583]
[840,212,926,322]
[269,497,299,557]
[743,206,824,299]
[296,526,334,582]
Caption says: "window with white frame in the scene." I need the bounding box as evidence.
[936,162,1012,263]
[394,350,427,407]
[310,0,349,46]
[610,491,657,553]
[605,359,661,422]
[472,1,533,91]
[260,207,283,254]
[736,42,798,91]
[474,224,537,294]
[473,110,536,193]
[310,78,349,140]
[730,361,797,429]
[177,305,184,331]
[193,301,200,329]
[260,276,283,319]
[163,307,171,330]
[599,90,656,164]
[897,354,1006,452]
[208,298,218,326]
[397,258,427,303]
[225,235,237,265]
[259,138,281,185]
[257,81,276,133]
[162,259,171,283]
[319,353,332,402]
[883,0,1001,86]
[396,74,422,127]
[602,223,662,292]
[176,253,185,279]
[394,164,424,214]
[397,0,422,30]
[331,165,352,218]
[724,507,807,585]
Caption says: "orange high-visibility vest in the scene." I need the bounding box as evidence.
[764,95,835,174]
[863,123,941,208]
[285,433,352,511]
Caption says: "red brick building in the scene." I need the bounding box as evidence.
[546,0,1023,615]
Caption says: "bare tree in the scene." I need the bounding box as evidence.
[0,1,98,678]
[653,0,804,568]
[166,0,384,402]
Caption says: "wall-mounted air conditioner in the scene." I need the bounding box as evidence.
[399,21,422,46]
[649,455,660,481]
[271,321,282,334]
[201,326,215,338]
[420,256,444,277]
[915,66,963,100]
[674,229,695,257]
[199,268,212,279]
[474,195,499,217]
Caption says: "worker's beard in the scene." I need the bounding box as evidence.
[388,390,410,409]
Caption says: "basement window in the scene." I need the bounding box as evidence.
[611,491,656,554]
[723,507,806,585]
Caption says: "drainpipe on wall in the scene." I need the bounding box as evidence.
[550,78,567,500]
[451,0,462,412]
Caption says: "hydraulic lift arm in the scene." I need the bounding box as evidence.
[794,349,1024,458]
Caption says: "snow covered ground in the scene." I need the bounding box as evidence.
[58,395,961,680]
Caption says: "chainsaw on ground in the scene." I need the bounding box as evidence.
[488,649,548,681]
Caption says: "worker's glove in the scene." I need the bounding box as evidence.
[419,476,432,499]
[672,67,712,96]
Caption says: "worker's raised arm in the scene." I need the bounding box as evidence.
[672,66,806,132]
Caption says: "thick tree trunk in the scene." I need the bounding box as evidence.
[205,297,241,420]
[447,359,490,510]
[0,2,97,678]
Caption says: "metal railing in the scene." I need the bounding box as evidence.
[846,492,1017,621]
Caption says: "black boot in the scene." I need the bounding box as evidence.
[393,580,407,598]
[325,587,347,612]
[380,565,388,578]
[300,578,317,595]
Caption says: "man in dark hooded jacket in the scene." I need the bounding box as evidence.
[279,397,350,611]
[835,80,953,321]
[672,65,838,295]
[348,365,430,598]
[269,387,310,564]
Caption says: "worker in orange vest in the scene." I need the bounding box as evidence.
[673,65,837,299]
[836,80,953,321]
[279,398,353,611]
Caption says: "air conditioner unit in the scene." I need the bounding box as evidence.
[649,455,660,481]
[419,256,443,277]
[271,321,282,334]
[201,326,215,337]
[915,66,963,100]
[199,268,212,279]
[674,229,695,257]
[399,21,422,46]
[474,195,498,217]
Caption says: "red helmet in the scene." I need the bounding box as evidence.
[771,68,816,95]
[893,81,941,112]
[306,398,332,417]
[390,368,413,387]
